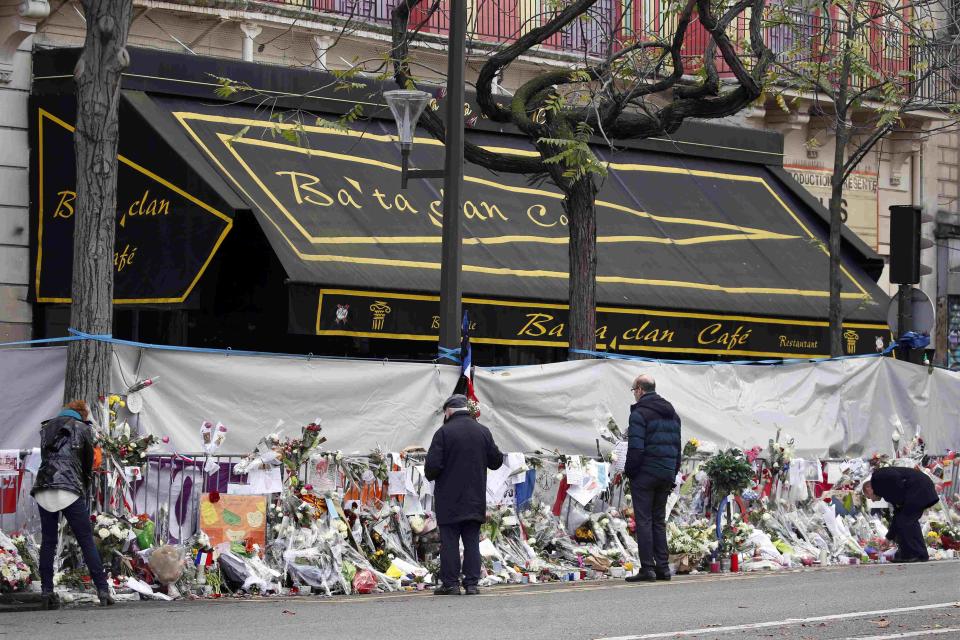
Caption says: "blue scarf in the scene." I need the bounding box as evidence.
[58,409,83,421]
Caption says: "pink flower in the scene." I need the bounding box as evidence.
[161,436,170,444]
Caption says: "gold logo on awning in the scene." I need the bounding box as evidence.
[843,329,860,354]
[370,301,391,330]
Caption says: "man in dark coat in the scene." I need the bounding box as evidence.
[32,400,114,607]
[624,374,681,582]
[425,394,504,595]
[863,466,939,562]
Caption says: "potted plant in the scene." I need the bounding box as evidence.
[703,449,755,506]
[412,569,427,590]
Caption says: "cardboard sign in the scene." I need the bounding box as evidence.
[199,493,266,551]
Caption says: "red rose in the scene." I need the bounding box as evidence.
[209,491,221,503]
[90,515,97,523]
[304,484,313,492]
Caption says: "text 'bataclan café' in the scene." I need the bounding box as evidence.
[29,47,891,365]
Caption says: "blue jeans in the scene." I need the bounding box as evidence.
[38,499,109,592]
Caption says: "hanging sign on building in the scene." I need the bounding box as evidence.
[32,108,233,304]
[291,287,891,359]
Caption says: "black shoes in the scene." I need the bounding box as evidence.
[433,584,461,595]
[655,572,672,581]
[891,555,927,564]
[464,585,480,595]
[97,590,116,606]
[42,591,61,610]
[625,571,657,583]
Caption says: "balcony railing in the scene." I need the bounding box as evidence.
[261,0,955,102]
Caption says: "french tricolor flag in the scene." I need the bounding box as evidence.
[455,310,478,404]
[194,549,213,568]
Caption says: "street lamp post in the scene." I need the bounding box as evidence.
[384,0,467,365]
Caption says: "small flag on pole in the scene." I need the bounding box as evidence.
[194,548,214,567]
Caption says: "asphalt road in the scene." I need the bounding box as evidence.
[3,561,959,639]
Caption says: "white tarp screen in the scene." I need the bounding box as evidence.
[1,344,958,457]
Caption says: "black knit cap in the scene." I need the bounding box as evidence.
[442,394,469,410]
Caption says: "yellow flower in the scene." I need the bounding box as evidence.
[108,395,121,406]
[690,438,700,447]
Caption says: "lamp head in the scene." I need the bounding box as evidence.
[383,89,432,151]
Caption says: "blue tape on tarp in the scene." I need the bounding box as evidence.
[569,343,896,366]
[436,346,461,364]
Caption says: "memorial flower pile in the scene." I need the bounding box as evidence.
[33,408,956,603]
[0,532,31,593]
[91,512,136,560]
[96,395,160,468]
[719,514,754,555]
[682,438,700,458]
[666,519,716,564]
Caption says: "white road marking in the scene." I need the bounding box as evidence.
[835,628,960,640]
[594,601,960,640]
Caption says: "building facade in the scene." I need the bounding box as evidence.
[1,0,957,362]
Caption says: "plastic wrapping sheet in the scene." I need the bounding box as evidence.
[3,346,960,459]
[217,551,280,593]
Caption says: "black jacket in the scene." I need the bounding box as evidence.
[624,392,682,485]
[31,410,96,499]
[870,466,939,509]
[425,410,503,525]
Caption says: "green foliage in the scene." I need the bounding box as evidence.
[543,93,566,115]
[211,75,251,99]
[703,448,754,502]
[538,122,608,181]
[568,69,592,83]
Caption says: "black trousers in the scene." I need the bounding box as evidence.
[38,499,109,592]
[439,520,482,588]
[889,501,931,561]
[631,478,672,573]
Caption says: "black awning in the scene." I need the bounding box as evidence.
[30,93,242,306]
[152,94,888,322]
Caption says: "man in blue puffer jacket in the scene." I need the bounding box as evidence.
[623,374,682,582]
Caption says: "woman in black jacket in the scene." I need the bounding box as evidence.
[31,400,114,606]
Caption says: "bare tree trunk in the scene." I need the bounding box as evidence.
[64,0,133,416]
[826,17,856,359]
[566,177,599,359]
[827,171,845,358]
